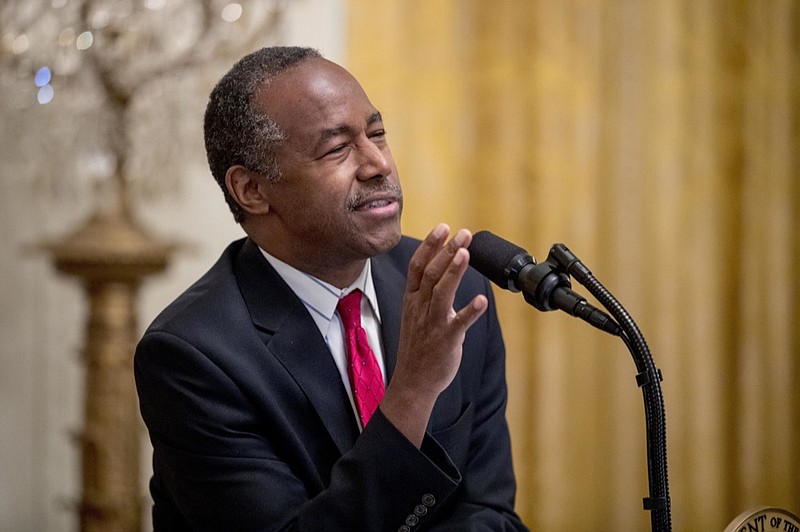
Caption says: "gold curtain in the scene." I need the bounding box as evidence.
[346,1,799,530]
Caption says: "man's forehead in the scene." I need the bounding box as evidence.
[254,60,379,138]
[254,58,355,108]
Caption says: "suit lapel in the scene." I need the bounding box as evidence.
[234,239,359,455]
[371,252,406,383]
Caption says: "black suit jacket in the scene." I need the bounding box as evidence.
[135,236,527,531]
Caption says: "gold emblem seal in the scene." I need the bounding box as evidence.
[723,507,800,532]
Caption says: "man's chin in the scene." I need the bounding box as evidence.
[363,227,402,257]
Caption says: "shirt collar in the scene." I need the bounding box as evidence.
[258,247,382,325]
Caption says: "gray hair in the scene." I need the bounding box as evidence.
[204,46,322,223]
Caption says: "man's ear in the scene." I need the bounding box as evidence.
[225,165,271,216]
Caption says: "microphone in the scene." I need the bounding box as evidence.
[468,231,620,336]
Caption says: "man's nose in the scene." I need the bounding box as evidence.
[355,137,392,180]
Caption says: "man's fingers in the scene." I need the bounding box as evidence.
[406,226,486,337]
[418,229,472,297]
[428,245,469,312]
[453,294,489,334]
[406,223,449,293]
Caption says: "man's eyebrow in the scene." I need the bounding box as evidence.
[319,124,352,143]
[317,112,384,145]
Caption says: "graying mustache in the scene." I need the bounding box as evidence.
[347,184,403,211]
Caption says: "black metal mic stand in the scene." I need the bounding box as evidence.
[546,244,672,532]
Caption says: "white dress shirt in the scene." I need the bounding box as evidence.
[260,248,387,428]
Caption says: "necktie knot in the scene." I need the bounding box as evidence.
[336,290,363,329]
[337,289,384,427]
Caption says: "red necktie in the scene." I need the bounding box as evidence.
[337,290,385,427]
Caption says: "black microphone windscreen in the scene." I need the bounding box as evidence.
[468,231,532,289]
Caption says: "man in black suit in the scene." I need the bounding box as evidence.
[135,46,527,531]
